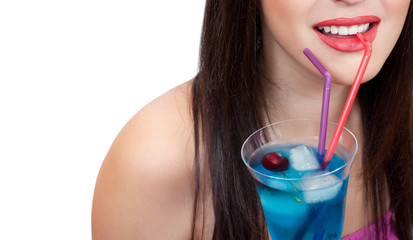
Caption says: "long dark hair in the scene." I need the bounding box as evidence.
[191,0,413,239]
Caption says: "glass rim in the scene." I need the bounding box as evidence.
[240,118,358,181]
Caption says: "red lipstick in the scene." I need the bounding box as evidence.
[313,16,380,52]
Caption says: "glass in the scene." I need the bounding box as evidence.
[241,119,357,240]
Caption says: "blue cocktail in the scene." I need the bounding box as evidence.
[241,119,357,240]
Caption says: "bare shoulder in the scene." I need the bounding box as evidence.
[92,80,195,240]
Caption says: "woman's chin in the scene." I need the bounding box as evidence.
[331,69,378,86]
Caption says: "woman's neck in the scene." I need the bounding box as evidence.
[262,60,361,129]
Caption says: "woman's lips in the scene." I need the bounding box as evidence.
[313,16,381,52]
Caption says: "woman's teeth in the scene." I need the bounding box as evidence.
[317,23,370,36]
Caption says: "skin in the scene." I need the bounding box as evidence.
[92,0,410,239]
[91,83,200,239]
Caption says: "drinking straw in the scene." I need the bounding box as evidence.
[303,48,331,162]
[321,33,372,168]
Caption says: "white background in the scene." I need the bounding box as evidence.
[0,1,205,239]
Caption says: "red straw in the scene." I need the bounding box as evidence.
[321,33,372,168]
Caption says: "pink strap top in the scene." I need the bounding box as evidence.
[341,210,398,240]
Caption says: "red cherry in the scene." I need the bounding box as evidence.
[262,152,289,171]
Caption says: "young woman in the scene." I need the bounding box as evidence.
[92,0,413,239]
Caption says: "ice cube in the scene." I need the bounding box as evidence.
[299,173,343,203]
[289,144,320,171]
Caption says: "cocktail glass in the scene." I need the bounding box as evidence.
[241,119,357,240]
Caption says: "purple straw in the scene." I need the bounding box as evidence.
[303,48,331,163]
